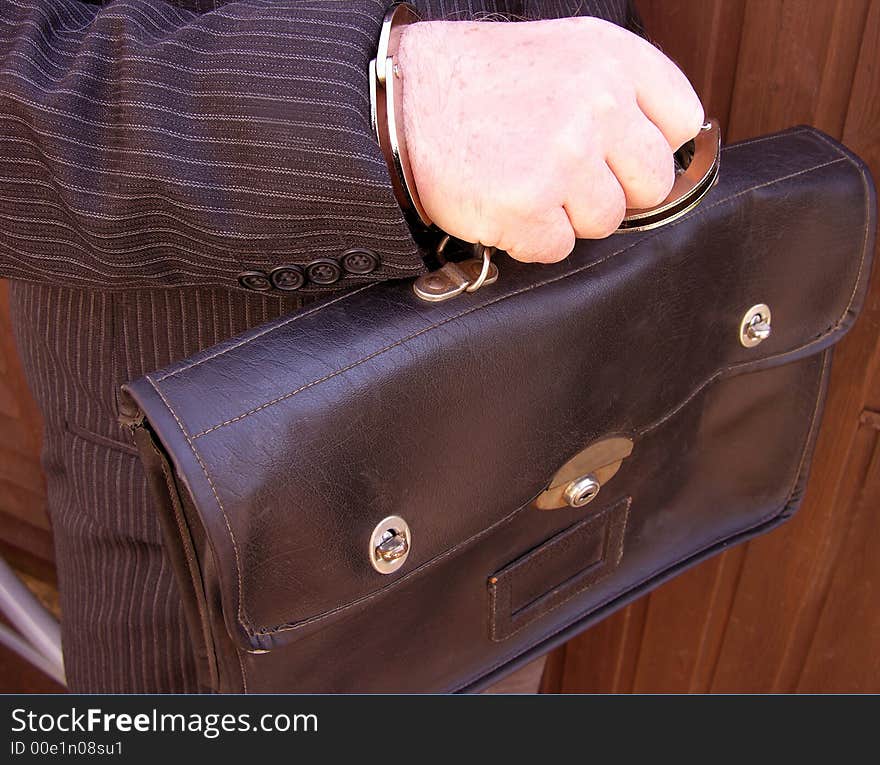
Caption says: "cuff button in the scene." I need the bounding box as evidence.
[238,271,272,291]
[269,265,306,291]
[306,258,342,285]
[341,248,380,275]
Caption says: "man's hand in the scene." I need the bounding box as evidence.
[397,17,705,263]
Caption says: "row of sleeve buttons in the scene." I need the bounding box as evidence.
[237,249,380,292]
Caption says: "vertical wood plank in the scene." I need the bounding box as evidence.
[796,422,880,691]
[727,0,870,140]
[630,546,748,692]
[557,598,649,692]
[0,280,49,557]
[638,0,746,136]
[710,0,880,692]
[557,0,880,693]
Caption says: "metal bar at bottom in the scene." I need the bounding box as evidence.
[0,555,66,686]
[0,621,66,686]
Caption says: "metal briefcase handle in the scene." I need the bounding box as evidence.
[618,118,721,232]
[413,119,722,303]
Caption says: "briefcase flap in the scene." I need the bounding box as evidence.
[121,127,875,656]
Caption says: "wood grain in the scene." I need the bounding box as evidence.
[638,0,746,135]
[550,0,880,693]
[0,280,50,560]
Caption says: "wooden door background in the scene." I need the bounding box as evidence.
[544,0,880,693]
[0,0,877,692]
[0,281,52,568]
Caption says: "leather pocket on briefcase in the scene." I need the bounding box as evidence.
[120,127,876,693]
[489,497,631,642]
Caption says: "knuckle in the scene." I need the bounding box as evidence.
[626,138,675,207]
[590,210,624,238]
[596,181,627,230]
[580,70,632,121]
[496,176,557,219]
[508,221,575,263]
[569,166,625,231]
[670,88,705,148]
[551,121,589,165]
[646,156,675,206]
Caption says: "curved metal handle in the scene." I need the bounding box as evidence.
[412,120,722,302]
[616,119,721,232]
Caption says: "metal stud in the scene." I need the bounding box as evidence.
[369,516,411,574]
[740,303,772,348]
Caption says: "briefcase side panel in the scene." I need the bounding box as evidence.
[231,351,831,691]
[120,126,876,686]
[128,421,220,690]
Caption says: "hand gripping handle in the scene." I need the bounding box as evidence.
[617,119,721,232]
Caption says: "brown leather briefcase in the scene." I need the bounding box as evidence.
[120,126,875,692]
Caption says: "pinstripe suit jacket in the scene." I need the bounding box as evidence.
[1,0,639,691]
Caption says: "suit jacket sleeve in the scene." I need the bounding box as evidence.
[0,0,639,293]
[0,0,428,292]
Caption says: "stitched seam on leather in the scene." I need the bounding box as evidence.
[638,136,868,437]
[144,373,253,658]
[488,498,632,642]
[219,347,834,641]
[805,129,872,319]
[154,133,869,641]
[155,282,379,381]
[252,497,535,637]
[156,130,815,387]
[236,651,248,694]
[190,155,854,439]
[211,153,860,637]
[722,129,808,149]
[149,433,220,690]
[453,351,832,691]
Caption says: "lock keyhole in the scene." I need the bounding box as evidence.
[564,474,601,508]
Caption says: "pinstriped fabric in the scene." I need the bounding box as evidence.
[0,0,634,293]
[0,0,425,294]
[11,280,312,692]
[4,0,636,692]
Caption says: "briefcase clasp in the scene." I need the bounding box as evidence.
[534,436,634,511]
[412,237,498,302]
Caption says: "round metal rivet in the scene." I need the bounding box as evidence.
[306,258,342,285]
[739,303,772,348]
[238,271,272,291]
[563,474,601,508]
[369,515,411,574]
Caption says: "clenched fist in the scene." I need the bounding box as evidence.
[397,17,705,263]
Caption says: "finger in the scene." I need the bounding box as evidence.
[604,112,676,209]
[504,206,576,264]
[630,39,705,151]
[563,160,627,238]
